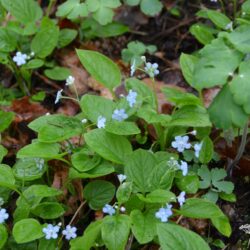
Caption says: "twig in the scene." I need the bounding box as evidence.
[227,121,249,176]
[125,234,134,250]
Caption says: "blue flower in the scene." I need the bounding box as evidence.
[112,109,128,122]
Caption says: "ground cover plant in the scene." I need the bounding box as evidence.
[0,0,250,249]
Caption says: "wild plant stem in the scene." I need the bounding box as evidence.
[46,0,57,17]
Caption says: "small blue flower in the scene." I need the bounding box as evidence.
[97,116,106,128]
[102,204,115,216]
[126,90,137,107]
[42,224,60,240]
[155,204,173,222]
[62,225,77,240]
[177,191,186,207]
[179,160,188,176]
[55,89,63,104]
[112,109,128,122]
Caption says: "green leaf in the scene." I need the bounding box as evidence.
[58,28,77,48]
[208,84,248,129]
[226,25,250,53]
[83,180,115,210]
[230,60,250,114]
[0,110,14,132]
[0,28,17,52]
[116,182,133,204]
[193,38,243,90]
[157,223,210,250]
[77,49,121,91]
[105,121,140,135]
[31,91,46,102]
[44,66,71,80]
[137,189,176,204]
[31,202,65,219]
[190,23,215,45]
[197,165,211,189]
[0,224,8,249]
[29,114,83,143]
[125,149,157,193]
[130,210,157,244]
[199,136,214,164]
[101,215,131,250]
[178,198,231,236]
[124,0,140,6]
[207,10,231,29]
[170,105,211,127]
[1,0,42,24]
[219,192,236,202]
[31,18,59,58]
[13,219,44,244]
[162,86,201,107]
[0,145,7,163]
[80,94,115,123]
[140,0,163,16]
[38,238,57,250]
[175,172,200,194]
[70,220,102,250]
[72,149,101,172]
[0,164,15,189]
[242,0,250,14]
[69,161,114,179]
[84,129,132,164]
[17,141,60,159]
[13,158,47,181]
[23,59,44,69]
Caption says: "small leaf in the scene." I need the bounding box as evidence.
[44,66,71,80]
[83,180,115,210]
[0,110,14,132]
[190,23,215,45]
[77,49,121,91]
[197,165,211,189]
[140,0,163,16]
[58,28,77,48]
[116,182,133,204]
[175,172,200,194]
[199,136,214,164]
[0,224,8,249]
[207,10,231,29]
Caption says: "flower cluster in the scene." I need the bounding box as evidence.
[102,204,126,216]
[167,157,189,176]
[66,75,75,86]
[42,224,77,241]
[144,62,159,78]
[13,51,34,66]
[155,204,173,222]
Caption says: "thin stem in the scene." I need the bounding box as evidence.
[72,83,80,102]
[152,77,159,112]
[46,0,57,17]
[61,96,79,103]
[227,121,249,176]
[232,0,237,19]
[125,234,134,250]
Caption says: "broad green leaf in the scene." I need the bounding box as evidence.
[0,224,8,249]
[226,25,250,53]
[162,86,201,107]
[140,0,163,16]
[58,28,77,48]
[0,28,17,52]
[13,158,47,181]
[124,0,140,6]
[84,129,132,164]
[56,0,80,17]
[1,0,42,24]
[125,149,157,193]
[69,161,114,179]
[83,180,115,210]
[137,189,176,204]
[77,49,121,91]
[31,18,59,58]
[70,220,102,250]
[170,105,211,127]
[0,110,14,132]
[190,23,215,45]
[130,210,157,244]
[199,136,214,164]
[29,114,83,143]
[175,172,200,194]
[157,223,210,250]
[193,38,243,90]
[44,67,71,80]
[31,202,65,219]
[0,145,7,163]
[13,219,44,244]
[101,215,131,250]
[17,141,60,158]
[116,182,133,204]
[230,60,250,114]
[178,198,231,236]
[80,94,115,123]
[208,84,248,129]
[207,10,231,29]
[38,238,57,250]
[242,0,250,14]
[72,149,101,172]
